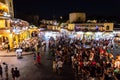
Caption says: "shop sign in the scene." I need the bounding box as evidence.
[0,30,9,34]
[0,8,8,16]
[12,28,21,34]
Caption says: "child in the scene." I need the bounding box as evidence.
[33,53,37,64]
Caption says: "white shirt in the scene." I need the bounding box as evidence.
[57,61,63,68]
[16,48,22,54]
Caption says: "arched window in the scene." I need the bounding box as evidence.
[10,2,12,7]
[106,26,110,30]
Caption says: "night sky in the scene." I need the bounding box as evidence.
[13,0,120,19]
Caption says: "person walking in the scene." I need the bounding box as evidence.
[3,62,8,80]
[0,65,3,79]
[52,60,57,73]
[56,59,63,75]
[14,67,20,80]
[7,44,10,53]
[11,67,15,80]
[37,52,41,64]
[33,53,37,64]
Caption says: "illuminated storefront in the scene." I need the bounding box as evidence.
[0,1,31,50]
[74,31,84,40]
[29,25,38,37]
[94,32,103,40]
[44,31,60,40]
[113,31,120,45]
[66,23,114,40]
[0,29,12,49]
[11,26,30,48]
[0,2,12,49]
[0,19,31,50]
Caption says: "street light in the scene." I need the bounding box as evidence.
[60,16,63,20]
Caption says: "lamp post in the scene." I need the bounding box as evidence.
[60,16,63,20]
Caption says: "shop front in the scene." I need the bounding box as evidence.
[102,32,114,40]
[84,32,94,40]
[0,29,13,50]
[43,31,60,41]
[29,27,38,38]
[94,32,103,40]
[12,27,30,49]
[74,31,84,40]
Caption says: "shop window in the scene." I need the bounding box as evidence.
[10,2,12,7]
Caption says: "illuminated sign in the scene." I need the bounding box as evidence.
[12,28,21,34]
[0,4,8,15]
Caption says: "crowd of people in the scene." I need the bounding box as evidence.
[47,35,120,80]
[2,31,120,80]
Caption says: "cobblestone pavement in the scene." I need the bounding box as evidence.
[0,51,75,80]
[0,42,120,80]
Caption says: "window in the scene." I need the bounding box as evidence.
[10,2,12,7]
[106,26,110,30]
